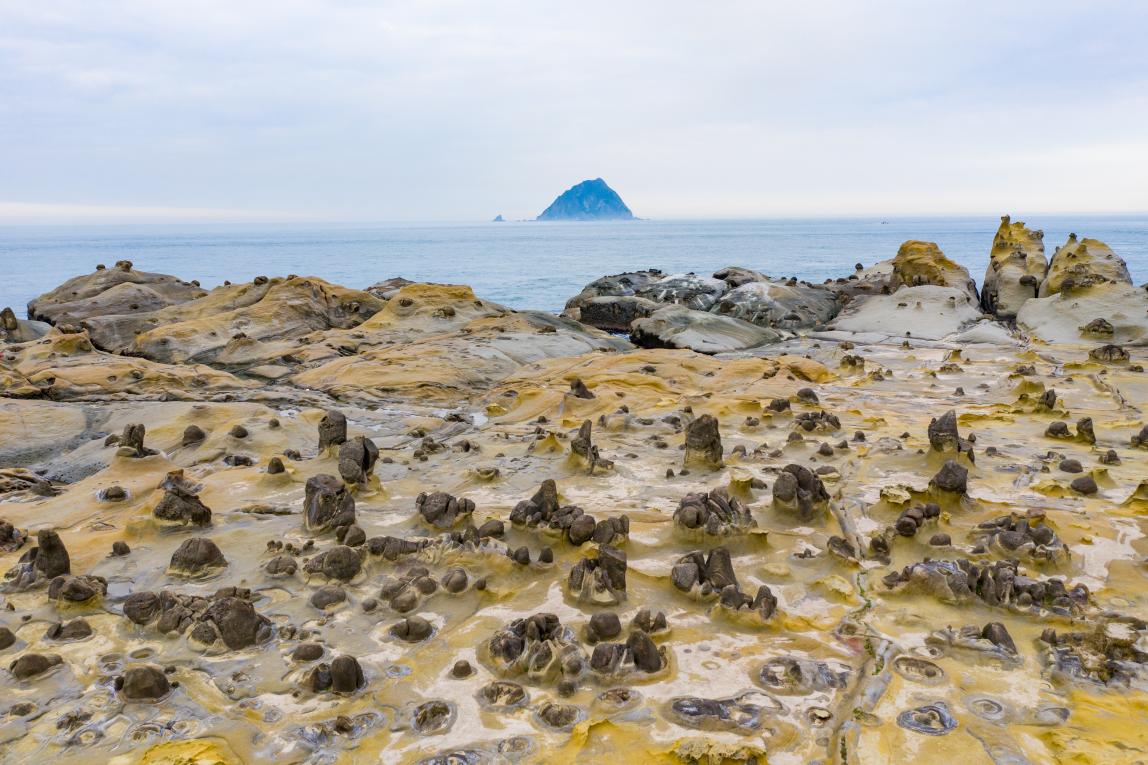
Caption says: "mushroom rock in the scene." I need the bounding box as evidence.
[117,423,156,458]
[771,464,830,521]
[153,471,213,526]
[927,410,974,461]
[674,488,756,536]
[304,545,363,581]
[318,410,348,452]
[570,420,612,473]
[9,653,64,680]
[0,519,27,553]
[683,414,724,469]
[303,474,356,533]
[416,491,475,529]
[337,435,379,485]
[5,529,71,588]
[47,574,107,603]
[981,215,1047,319]
[196,596,273,650]
[568,545,627,605]
[329,655,366,693]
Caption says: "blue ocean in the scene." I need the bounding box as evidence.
[2,216,1146,316]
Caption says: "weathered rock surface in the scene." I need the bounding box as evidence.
[981,215,1047,319]
[1017,282,1148,346]
[889,240,978,299]
[631,304,782,353]
[27,261,206,326]
[3,239,1148,764]
[120,277,383,362]
[1040,234,1132,297]
[710,279,840,330]
[826,285,984,340]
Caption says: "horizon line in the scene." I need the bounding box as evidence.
[1,210,1146,228]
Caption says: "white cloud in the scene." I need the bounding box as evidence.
[0,0,1145,221]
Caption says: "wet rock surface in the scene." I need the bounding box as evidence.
[3,239,1148,762]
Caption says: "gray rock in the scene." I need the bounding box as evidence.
[636,273,728,312]
[931,460,968,494]
[683,414,723,469]
[303,474,356,533]
[318,410,348,451]
[631,304,782,354]
[117,665,171,700]
[153,472,212,526]
[9,653,63,680]
[168,538,227,575]
[338,436,379,485]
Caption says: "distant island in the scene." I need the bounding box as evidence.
[492,214,505,222]
[537,178,634,221]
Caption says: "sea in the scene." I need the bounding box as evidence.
[2,216,1146,317]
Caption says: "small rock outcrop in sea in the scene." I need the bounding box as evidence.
[537,178,634,221]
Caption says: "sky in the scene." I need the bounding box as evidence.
[1,0,1146,223]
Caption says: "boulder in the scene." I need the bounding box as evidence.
[631,305,782,354]
[635,273,729,312]
[168,538,227,576]
[153,471,212,526]
[338,436,379,484]
[711,279,839,330]
[303,474,356,532]
[117,665,172,700]
[683,414,723,469]
[565,295,660,332]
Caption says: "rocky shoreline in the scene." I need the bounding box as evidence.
[1,215,1147,764]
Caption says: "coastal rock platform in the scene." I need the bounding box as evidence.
[2,224,1148,764]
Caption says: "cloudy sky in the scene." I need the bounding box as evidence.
[1,1,1146,222]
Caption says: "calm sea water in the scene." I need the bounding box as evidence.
[2,216,1146,316]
